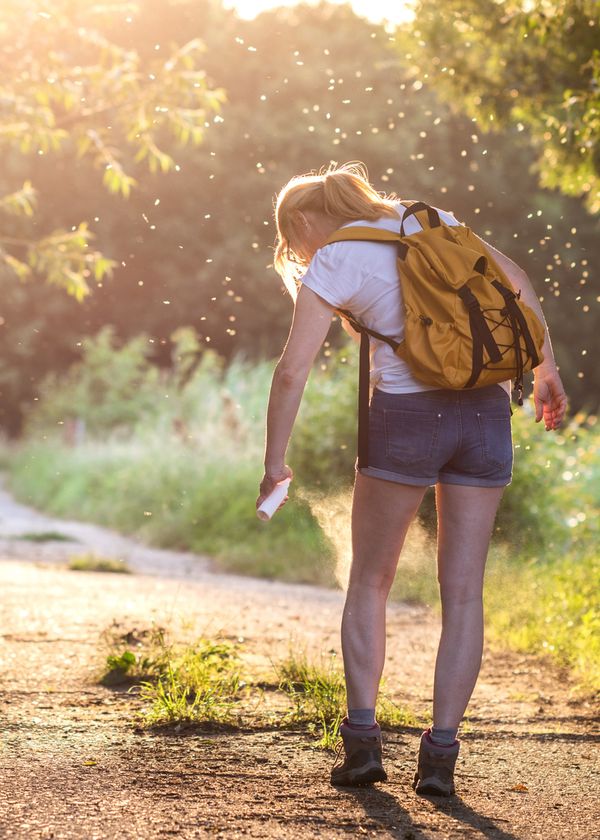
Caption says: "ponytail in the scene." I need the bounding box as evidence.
[274,161,398,297]
[321,164,396,221]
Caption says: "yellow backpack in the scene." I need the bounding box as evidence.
[327,200,545,394]
[325,201,545,466]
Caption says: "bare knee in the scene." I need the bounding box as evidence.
[348,559,397,598]
[438,576,484,608]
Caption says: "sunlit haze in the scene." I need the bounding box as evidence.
[225,0,416,25]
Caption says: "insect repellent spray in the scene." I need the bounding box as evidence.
[257,478,291,521]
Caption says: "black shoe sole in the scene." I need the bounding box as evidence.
[331,766,388,787]
[414,783,454,797]
[412,774,454,797]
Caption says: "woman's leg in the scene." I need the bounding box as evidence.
[433,483,505,729]
[342,472,427,710]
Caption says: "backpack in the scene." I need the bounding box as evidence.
[324,201,545,467]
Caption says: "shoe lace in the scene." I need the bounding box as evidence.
[331,739,346,770]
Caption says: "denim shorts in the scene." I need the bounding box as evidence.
[359,384,513,488]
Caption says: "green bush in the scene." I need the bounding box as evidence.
[290,347,357,488]
[499,410,599,554]
[25,326,160,436]
[486,546,600,690]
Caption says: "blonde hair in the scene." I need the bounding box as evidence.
[273,161,399,296]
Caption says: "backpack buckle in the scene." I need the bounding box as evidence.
[457,284,480,310]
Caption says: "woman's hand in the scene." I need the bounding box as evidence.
[257,464,294,512]
[533,366,567,431]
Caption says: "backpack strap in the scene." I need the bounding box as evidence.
[336,308,400,470]
[491,280,541,405]
[491,281,540,367]
[358,330,370,469]
[336,308,400,353]
[326,228,405,357]
[325,224,413,470]
[457,284,504,390]
[323,200,442,247]
[398,201,442,237]
[324,226,402,246]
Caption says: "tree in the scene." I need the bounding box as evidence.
[403,0,600,213]
[0,0,598,433]
[0,0,224,299]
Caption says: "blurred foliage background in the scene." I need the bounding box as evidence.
[0,0,598,433]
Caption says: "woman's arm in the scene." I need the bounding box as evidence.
[476,234,568,431]
[257,285,335,506]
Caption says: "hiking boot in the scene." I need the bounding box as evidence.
[330,719,387,787]
[412,729,459,796]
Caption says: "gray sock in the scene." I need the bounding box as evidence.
[348,708,377,728]
[430,725,458,746]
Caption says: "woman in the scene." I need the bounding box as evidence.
[256,163,567,795]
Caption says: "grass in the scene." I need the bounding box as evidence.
[8,438,336,586]
[376,696,423,730]
[16,530,74,542]
[137,640,244,727]
[275,649,423,749]
[485,546,600,691]
[99,624,423,746]
[101,623,171,685]
[68,553,131,573]
[275,649,346,749]
[100,622,245,726]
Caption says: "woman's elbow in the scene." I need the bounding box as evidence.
[273,362,307,391]
[504,267,530,295]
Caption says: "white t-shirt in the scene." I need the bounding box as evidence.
[301,200,510,395]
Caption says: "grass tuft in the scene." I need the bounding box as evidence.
[376,696,423,730]
[100,621,244,726]
[68,553,131,573]
[276,649,345,749]
[101,623,170,685]
[100,622,427,742]
[275,649,424,749]
[16,530,75,542]
[139,639,243,727]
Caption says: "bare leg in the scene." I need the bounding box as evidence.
[342,473,427,710]
[433,483,505,729]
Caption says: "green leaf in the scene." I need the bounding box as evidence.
[0,181,37,217]
[2,253,33,281]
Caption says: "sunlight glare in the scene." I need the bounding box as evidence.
[225,0,416,25]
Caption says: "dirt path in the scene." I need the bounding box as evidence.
[0,487,598,839]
